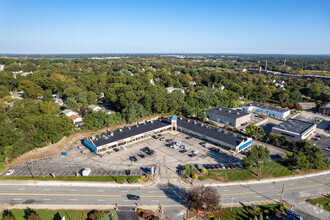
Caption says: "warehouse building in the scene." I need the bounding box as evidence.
[242,102,290,119]
[83,116,252,153]
[271,119,316,141]
[204,107,251,128]
[319,102,330,115]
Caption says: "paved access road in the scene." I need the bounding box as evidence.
[0,173,329,219]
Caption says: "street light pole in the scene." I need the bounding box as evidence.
[231,197,233,211]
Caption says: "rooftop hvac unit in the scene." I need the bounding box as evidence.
[237,112,240,115]
[233,134,236,137]
[187,119,190,122]
[224,131,227,134]
[194,121,197,124]
[136,124,139,127]
[180,117,183,120]
[219,108,222,110]
[128,127,131,129]
[110,132,114,136]
[201,124,203,127]
[228,110,231,113]
[119,129,122,132]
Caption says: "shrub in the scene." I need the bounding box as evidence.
[127,176,138,183]
[192,174,198,179]
[206,214,215,219]
[201,168,206,173]
[140,175,145,180]
[96,211,105,220]
[117,176,126,184]
[137,180,141,183]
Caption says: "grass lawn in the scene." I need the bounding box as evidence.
[0,209,89,220]
[308,196,330,212]
[0,175,139,183]
[198,161,295,182]
[213,203,285,220]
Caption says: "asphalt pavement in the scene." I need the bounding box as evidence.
[0,173,329,219]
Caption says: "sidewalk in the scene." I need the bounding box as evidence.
[0,170,329,188]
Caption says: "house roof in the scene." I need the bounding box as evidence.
[62,109,74,115]
[320,102,330,109]
[69,115,81,121]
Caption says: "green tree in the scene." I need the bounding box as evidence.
[243,145,270,180]
[293,151,310,170]
[65,97,79,110]
[19,80,43,99]
[87,91,98,105]
[2,209,15,220]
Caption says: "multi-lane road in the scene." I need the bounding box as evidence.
[0,173,329,219]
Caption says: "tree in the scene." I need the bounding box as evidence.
[246,124,257,137]
[183,186,221,211]
[24,208,41,220]
[2,210,15,220]
[243,145,270,180]
[293,151,310,170]
[87,91,98,105]
[65,97,79,110]
[19,80,43,99]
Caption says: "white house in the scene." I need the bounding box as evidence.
[61,109,78,117]
[88,105,102,112]
[69,115,84,127]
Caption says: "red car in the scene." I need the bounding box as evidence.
[230,164,235,169]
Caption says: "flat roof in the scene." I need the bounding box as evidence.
[243,102,289,113]
[85,117,250,149]
[177,118,248,147]
[204,107,250,119]
[273,119,315,134]
[88,119,171,148]
[320,102,330,109]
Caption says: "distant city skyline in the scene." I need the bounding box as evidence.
[0,0,329,54]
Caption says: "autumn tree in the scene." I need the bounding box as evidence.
[183,186,221,211]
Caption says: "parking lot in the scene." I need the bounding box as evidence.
[4,131,251,177]
[310,135,330,158]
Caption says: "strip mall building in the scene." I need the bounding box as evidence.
[83,116,252,153]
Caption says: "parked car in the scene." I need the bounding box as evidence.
[120,146,127,150]
[210,164,217,169]
[159,137,166,141]
[137,153,145,158]
[236,162,243,168]
[5,169,14,176]
[107,151,112,155]
[215,164,221,169]
[132,156,138,162]
[127,194,140,200]
[81,168,91,176]
[204,164,211,169]
[179,149,187,153]
[78,146,84,149]
[220,163,225,169]
[325,147,330,151]
[186,136,192,139]
[192,150,199,154]
[113,148,119,152]
[196,164,202,171]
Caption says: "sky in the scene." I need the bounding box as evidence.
[0,0,329,54]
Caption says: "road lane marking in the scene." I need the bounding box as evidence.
[254,196,263,198]
[13,198,22,201]
[268,186,275,188]
[17,188,25,191]
[98,199,105,202]
[222,191,264,196]
[308,181,313,183]
[42,199,51,201]
[288,183,294,185]
[122,191,129,192]
[43,189,51,191]
[284,183,326,191]
[70,199,77,201]
[152,200,159,202]
[69,189,77,192]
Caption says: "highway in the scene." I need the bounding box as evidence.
[0,173,329,219]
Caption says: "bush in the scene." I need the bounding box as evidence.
[192,174,198,179]
[201,168,206,173]
[140,175,145,180]
[206,214,215,219]
[96,211,105,220]
[117,176,126,184]
[127,176,138,183]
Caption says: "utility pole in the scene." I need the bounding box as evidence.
[231,197,233,211]
[280,184,285,202]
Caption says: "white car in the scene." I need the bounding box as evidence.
[203,144,209,148]
[6,169,14,176]
[192,150,199,154]
[82,168,91,176]
[121,146,127,150]
[159,137,165,141]
[325,147,330,152]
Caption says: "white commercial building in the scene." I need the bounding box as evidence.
[242,102,290,119]
[271,119,316,141]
